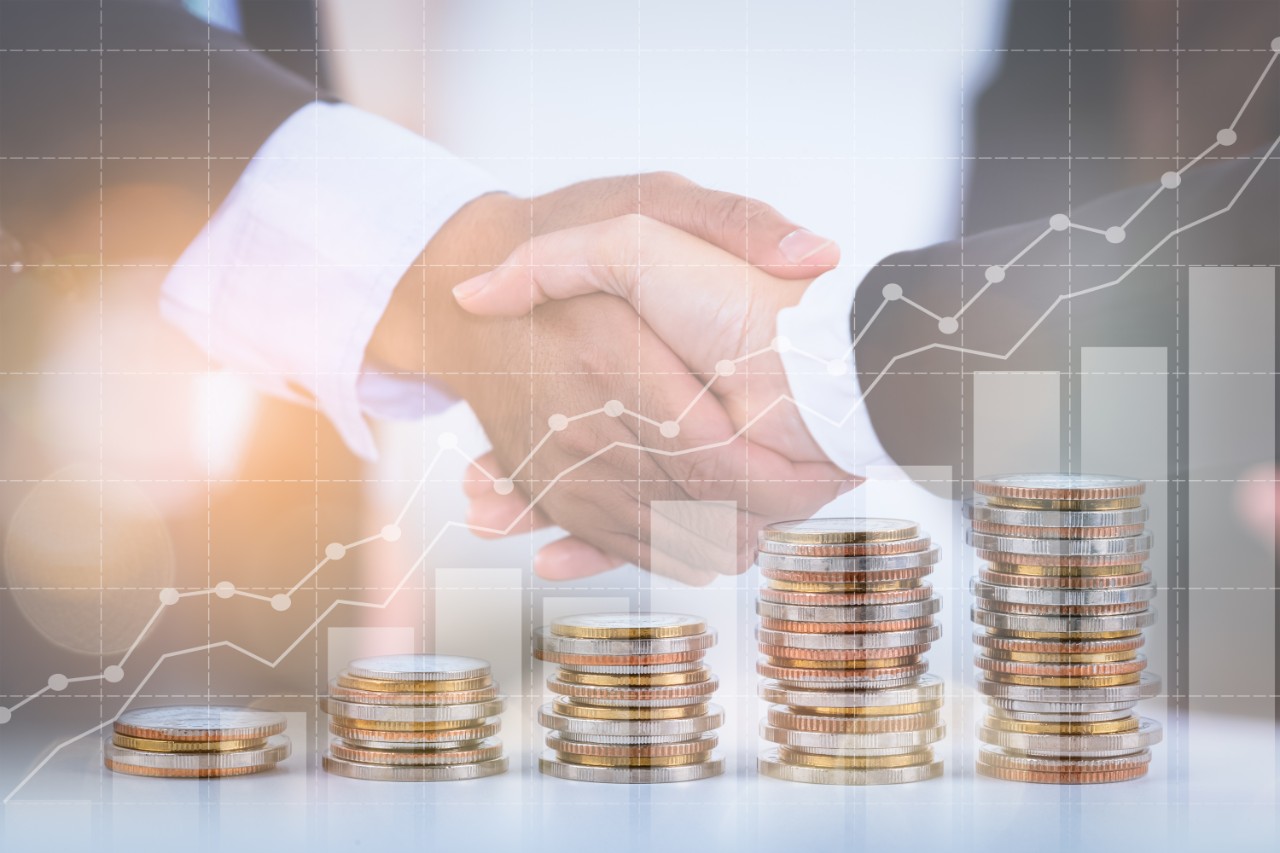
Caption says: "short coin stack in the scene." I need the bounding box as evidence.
[965,474,1163,783]
[321,654,508,781]
[106,705,290,778]
[535,613,724,783]
[755,518,945,785]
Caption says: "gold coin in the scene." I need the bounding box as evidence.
[994,629,1144,641]
[555,751,712,768]
[985,672,1142,688]
[763,655,918,670]
[983,496,1143,511]
[982,648,1137,664]
[766,579,922,593]
[987,562,1145,578]
[336,674,491,694]
[104,759,277,779]
[328,716,487,733]
[111,734,269,753]
[778,748,933,770]
[984,716,1139,736]
[550,613,706,640]
[555,668,710,687]
[807,700,944,717]
[551,700,710,721]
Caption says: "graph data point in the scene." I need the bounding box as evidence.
[882,283,903,300]
[1273,36,1280,52]
[381,524,401,542]
[771,335,792,353]
[604,400,625,417]
[0,708,10,725]
[215,581,236,599]
[325,543,347,561]
[715,359,736,377]
[1161,171,1182,189]
[1217,128,1237,146]
[159,588,180,606]
[48,674,68,691]
[1105,226,1126,244]
[1049,213,1070,232]
[271,594,291,612]
[548,413,569,432]
[9,262,21,274]
[938,317,959,335]
[827,359,849,377]
[494,478,514,496]
[104,666,124,683]
[659,421,680,438]
[437,432,458,450]
[985,266,1006,284]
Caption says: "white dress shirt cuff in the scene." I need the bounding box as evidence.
[776,268,893,476]
[161,101,502,460]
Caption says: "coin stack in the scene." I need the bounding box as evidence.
[755,518,945,785]
[321,654,508,781]
[535,613,724,783]
[106,705,290,778]
[965,474,1163,784]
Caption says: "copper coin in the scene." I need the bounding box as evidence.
[975,474,1145,502]
[757,643,933,661]
[976,599,1150,617]
[974,654,1148,677]
[533,649,706,666]
[757,660,929,684]
[979,568,1153,589]
[328,680,499,706]
[757,536,932,557]
[758,585,933,606]
[328,738,504,766]
[975,550,1149,568]
[546,675,719,702]
[761,567,934,585]
[972,632,1145,655]
[971,520,1147,539]
[545,732,718,758]
[762,654,921,670]
[764,576,928,591]
[329,721,498,742]
[759,616,934,634]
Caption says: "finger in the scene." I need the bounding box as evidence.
[637,172,841,279]
[463,452,552,535]
[535,536,626,580]
[461,452,501,499]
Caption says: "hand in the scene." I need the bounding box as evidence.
[368,176,851,583]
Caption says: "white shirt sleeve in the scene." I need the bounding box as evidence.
[160,102,503,461]
[775,268,893,476]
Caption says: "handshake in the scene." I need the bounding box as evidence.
[366,174,859,585]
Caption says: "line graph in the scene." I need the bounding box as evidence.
[2,36,1278,805]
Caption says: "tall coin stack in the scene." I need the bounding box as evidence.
[106,705,290,778]
[321,654,508,781]
[755,519,946,785]
[535,613,725,783]
[966,474,1163,783]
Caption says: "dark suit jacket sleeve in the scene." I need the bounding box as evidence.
[851,145,1280,490]
[0,0,320,265]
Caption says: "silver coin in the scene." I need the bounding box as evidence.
[334,734,489,751]
[982,697,1141,715]
[761,723,945,750]
[759,673,945,708]
[970,579,1156,606]
[971,608,1156,634]
[549,731,713,746]
[546,674,718,701]
[321,697,504,723]
[978,717,1162,755]
[977,744,1152,772]
[322,754,508,781]
[762,663,930,691]
[778,743,943,758]
[114,705,287,741]
[757,626,942,651]
[532,628,717,657]
[105,735,291,771]
[976,672,1162,704]
[538,752,723,783]
[756,597,941,623]
[758,750,943,786]
[964,501,1150,528]
[550,613,705,637]
[760,518,921,543]
[345,654,491,682]
[327,737,504,766]
[545,732,718,755]
[545,693,714,709]
[537,703,724,738]
[987,707,1136,724]
[327,678,500,706]
[966,531,1153,556]
[975,474,1145,496]
[553,661,706,675]
[755,546,941,570]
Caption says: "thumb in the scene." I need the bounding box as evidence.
[451,216,646,316]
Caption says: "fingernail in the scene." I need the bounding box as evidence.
[451,272,492,301]
[778,228,835,264]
